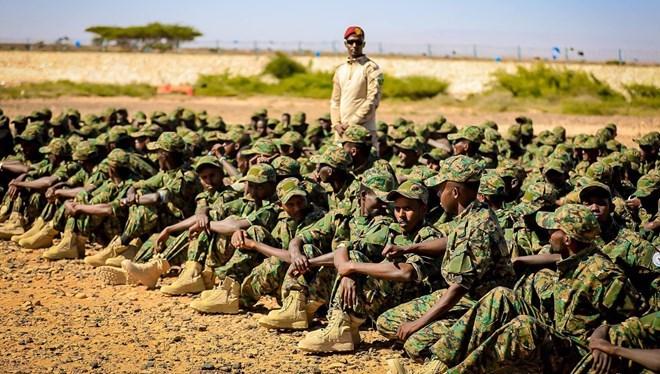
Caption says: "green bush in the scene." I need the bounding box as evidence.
[493,63,623,100]
[194,74,267,97]
[0,80,155,99]
[271,71,334,98]
[382,75,448,99]
[263,53,307,79]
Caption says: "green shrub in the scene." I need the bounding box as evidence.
[382,75,448,99]
[194,73,267,97]
[270,71,334,98]
[493,63,623,100]
[263,53,307,79]
[0,80,155,99]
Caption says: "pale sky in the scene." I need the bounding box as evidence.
[1,0,659,61]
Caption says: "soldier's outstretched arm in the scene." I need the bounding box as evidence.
[207,218,250,236]
[336,246,416,282]
[11,175,58,190]
[511,253,561,272]
[383,237,447,259]
[73,203,114,216]
[0,161,29,174]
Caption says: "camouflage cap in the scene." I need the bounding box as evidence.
[437,122,458,135]
[633,173,660,198]
[183,132,204,148]
[407,165,437,185]
[515,116,533,125]
[447,125,483,143]
[520,123,533,137]
[107,126,129,143]
[146,132,185,152]
[292,112,305,124]
[577,135,601,150]
[72,140,98,161]
[133,111,147,124]
[180,109,195,122]
[305,123,324,139]
[278,131,304,149]
[251,108,268,119]
[277,177,307,204]
[496,159,524,179]
[50,114,67,127]
[578,178,612,202]
[130,124,163,139]
[310,146,352,170]
[422,147,451,162]
[388,126,412,142]
[272,122,292,136]
[396,136,423,151]
[206,116,227,131]
[11,115,28,125]
[150,112,170,126]
[217,130,247,144]
[242,139,278,156]
[15,124,42,142]
[360,167,397,200]
[536,204,601,244]
[239,163,277,184]
[318,113,331,121]
[341,125,371,144]
[634,131,660,147]
[543,158,568,175]
[503,124,522,142]
[478,140,498,154]
[271,156,301,177]
[478,170,506,197]
[393,117,409,128]
[106,148,130,168]
[551,126,566,142]
[386,180,429,205]
[39,137,70,156]
[376,120,388,133]
[517,181,558,215]
[194,155,223,173]
[586,161,612,183]
[433,155,483,185]
[29,108,52,121]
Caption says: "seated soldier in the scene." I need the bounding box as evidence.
[375,156,515,360]
[401,204,643,374]
[189,177,325,313]
[157,163,279,297]
[257,167,397,330]
[95,155,240,288]
[297,180,443,353]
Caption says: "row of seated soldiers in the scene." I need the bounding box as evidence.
[0,106,658,373]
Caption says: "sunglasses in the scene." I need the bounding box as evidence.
[345,39,363,46]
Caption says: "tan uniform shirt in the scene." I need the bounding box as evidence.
[330,55,383,133]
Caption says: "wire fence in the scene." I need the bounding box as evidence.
[1,37,659,64]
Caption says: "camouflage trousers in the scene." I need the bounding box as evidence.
[0,190,44,224]
[131,231,190,267]
[328,250,426,323]
[376,289,476,360]
[571,311,659,374]
[280,244,336,306]
[185,225,274,306]
[430,284,584,373]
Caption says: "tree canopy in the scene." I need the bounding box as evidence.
[86,22,202,51]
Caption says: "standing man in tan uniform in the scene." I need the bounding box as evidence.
[331,26,384,149]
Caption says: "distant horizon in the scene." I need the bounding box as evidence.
[1,0,659,62]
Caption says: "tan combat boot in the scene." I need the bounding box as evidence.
[18,221,58,249]
[42,230,78,260]
[189,277,240,314]
[297,310,363,353]
[97,266,137,286]
[258,291,323,330]
[160,261,206,295]
[12,216,45,242]
[104,238,141,267]
[121,258,171,289]
[84,235,130,267]
[0,212,25,239]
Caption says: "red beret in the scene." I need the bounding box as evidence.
[344,26,365,39]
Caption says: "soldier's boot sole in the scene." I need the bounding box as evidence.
[97,266,135,286]
[189,299,239,314]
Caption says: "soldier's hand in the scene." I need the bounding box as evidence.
[155,229,170,253]
[396,320,424,341]
[195,213,210,233]
[335,123,348,136]
[643,220,660,231]
[210,143,224,157]
[589,338,615,374]
[64,201,78,216]
[7,184,18,199]
[625,197,641,210]
[382,244,406,259]
[339,276,357,310]
[45,187,55,200]
[291,252,310,274]
[231,230,248,249]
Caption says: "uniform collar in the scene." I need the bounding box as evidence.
[347,55,368,64]
[556,246,597,275]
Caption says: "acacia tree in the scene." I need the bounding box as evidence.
[86,22,202,51]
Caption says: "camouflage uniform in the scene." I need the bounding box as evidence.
[377,156,516,359]
[427,205,644,373]
[240,178,326,307]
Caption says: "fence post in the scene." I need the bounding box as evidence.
[564,47,569,61]
[379,42,383,54]
[427,44,432,57]
[517,45,521,61]
[298,41,302,53]
[473,44,477,59]
[618,49,623,64]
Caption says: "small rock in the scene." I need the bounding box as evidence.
[143,360,155,369]
[75,293,87,299]
[90,361,100,369]
[201,363,215,370]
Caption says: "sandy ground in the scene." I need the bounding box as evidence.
[1,95,659,145]
[0,239,416,374]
